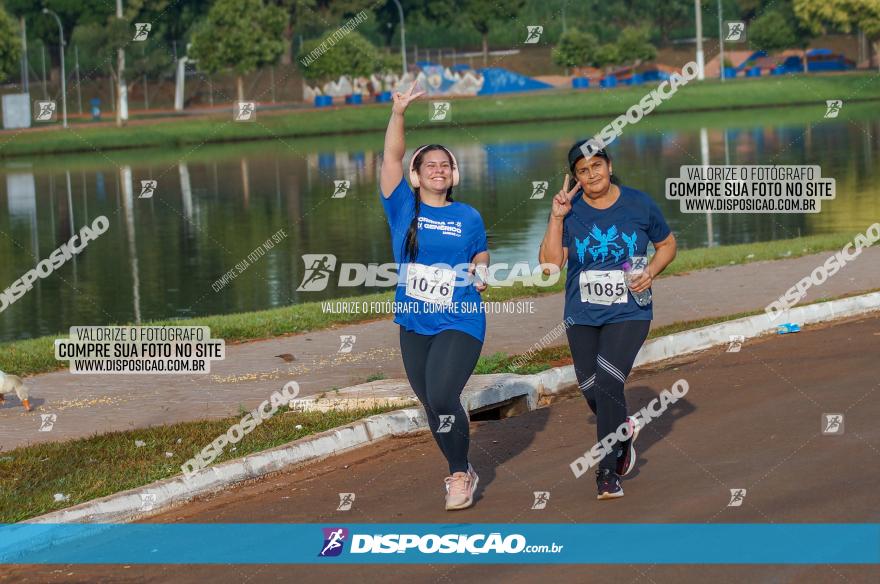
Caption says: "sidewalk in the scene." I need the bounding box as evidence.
[2,248,878,450]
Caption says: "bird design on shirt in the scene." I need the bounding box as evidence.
[622,231,638,259]
[588,224,623,262]
[574,236,590,264]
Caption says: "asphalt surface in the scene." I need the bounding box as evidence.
[3,247,879,449]
[3,313,878,583]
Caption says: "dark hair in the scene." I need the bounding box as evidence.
[567,140,621,186]
[403,144,455,263]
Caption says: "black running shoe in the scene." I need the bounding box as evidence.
[616,415,640,477]
[596,468,624,500]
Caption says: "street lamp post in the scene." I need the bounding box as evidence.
[694,0,705,80]
[42,8,67,128]
[718,0,725,81]
[390,0,407,77]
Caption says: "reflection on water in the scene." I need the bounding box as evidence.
[1,110,878,341]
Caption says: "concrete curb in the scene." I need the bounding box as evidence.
[23,408,428,526]
[23,292,880,526]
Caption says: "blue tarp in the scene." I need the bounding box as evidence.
[736,50,768,71]
[477,67,553,95]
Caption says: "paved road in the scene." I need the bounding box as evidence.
[3,314,878,583]
[2,247,878,449]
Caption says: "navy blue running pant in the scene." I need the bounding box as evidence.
[566,320,651,471]
[399,327,483,474]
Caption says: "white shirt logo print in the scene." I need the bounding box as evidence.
[417,216,463,237]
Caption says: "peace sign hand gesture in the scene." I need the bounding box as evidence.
[391,81,425,115]
[551,174,579,218]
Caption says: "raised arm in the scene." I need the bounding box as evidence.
[539,174,579,271]
[380,81,425,198]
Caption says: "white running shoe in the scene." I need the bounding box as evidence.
[444,463,479,510]
[616,415,641,477]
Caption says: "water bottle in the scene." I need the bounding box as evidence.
[622,256,652,307]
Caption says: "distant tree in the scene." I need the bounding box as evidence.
[616,26,656,66]
[749,6,816,71]
[552,28,598,73]
[750,10,797,51]
[0,7,21,84]
[794,0,880,71]
[637,0,690,44]
[272,0,376,64]
[592,43,620,73]
[462,0,526,65]
[72,18,171,86]
[190,0,286,102]
[373,0,455,47]
[297,30,390,84]
[736,0,764,21]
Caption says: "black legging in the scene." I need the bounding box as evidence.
[399,327,483,474]
[566,320,651,471]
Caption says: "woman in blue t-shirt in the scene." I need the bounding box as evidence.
[539,140,677,500]
[380,81,489,511]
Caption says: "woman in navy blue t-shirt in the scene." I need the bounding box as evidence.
[539,140,677,500]
[380,81,489,511]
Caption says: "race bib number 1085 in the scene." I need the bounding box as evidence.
[579,270,627,305]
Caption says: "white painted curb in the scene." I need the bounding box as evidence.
[23,408,427,525]
[21,292,879,527]
[540,291,880,398]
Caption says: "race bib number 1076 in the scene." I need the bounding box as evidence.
[405,263,456,306]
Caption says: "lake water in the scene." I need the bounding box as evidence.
[1,104,878,342]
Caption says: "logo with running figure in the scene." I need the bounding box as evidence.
[133,22,152,41]
[727,488,747,507]
[727,335,745,352]
[824,100,843,119]
[34,101,57,122]
[822,413,844,435]
[725,21,746,42]
[139,180,157,199]
[235,101,256,121]
[332,180,350,199]
[437,414,455,433]
[530,181,549,199]
[319,527,349,557]
[39,413,57,432]
[337,492,355,511]
[524,26,543,44]
[297,254,337,291]
[430,101,451,122]
[531,491,550,509]
[338,335,356,354]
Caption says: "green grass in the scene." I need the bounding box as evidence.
[0,231,863,376]
[0,403,400,523]
[3,73,878,158]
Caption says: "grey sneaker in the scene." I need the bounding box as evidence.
[444,463,479,510]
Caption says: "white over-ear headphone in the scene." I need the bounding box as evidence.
[408,144,460,188]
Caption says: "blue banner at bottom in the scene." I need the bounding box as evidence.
[1,524,878,564]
